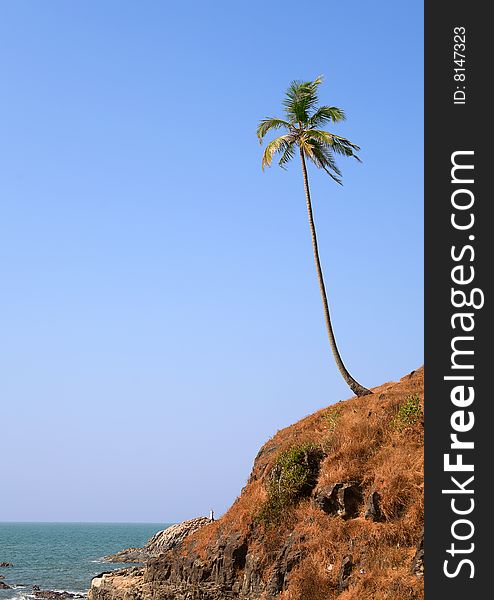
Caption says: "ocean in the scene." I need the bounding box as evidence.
[0,522,169,600]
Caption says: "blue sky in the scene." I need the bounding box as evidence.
[0,1,423,522]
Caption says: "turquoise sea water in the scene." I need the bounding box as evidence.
[0,523,169,600]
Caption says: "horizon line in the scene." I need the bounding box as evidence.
[0,520,173,524]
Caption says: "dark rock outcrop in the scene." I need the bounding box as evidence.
[34,590,84,600]
[0,581,12,589]
[338,555,353,591]
[145,531,251,595]
[91,530,304,600]
[411,530,424,576]
[0,562,13,567]
[266,533,305,595]
[313,482,362,519]
[364,490,383,522]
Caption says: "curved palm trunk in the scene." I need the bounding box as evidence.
[299,148,371,397]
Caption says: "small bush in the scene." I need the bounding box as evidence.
[323,406,342,433]
[257,443,323,525]
[393,394,423,430]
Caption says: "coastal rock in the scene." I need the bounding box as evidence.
[0,581,12,589]
[0,562,13,567]
[103,517,211,564]
[103,548,146,564]
[144,516,211,557]
[89,568,145,600]
[33,590,84,600]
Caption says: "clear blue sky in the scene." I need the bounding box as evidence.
[0,1,423,522]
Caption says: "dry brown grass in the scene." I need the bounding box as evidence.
[186,367,424,599]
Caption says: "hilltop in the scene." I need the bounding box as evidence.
[89,367,424,600]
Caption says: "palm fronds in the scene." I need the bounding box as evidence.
[308,106,346,127]
[261,134,297,171]
[256,76,360,181]
[257,118,293,142]
[283,76,323,124]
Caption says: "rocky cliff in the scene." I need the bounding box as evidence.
[89,368,424,600]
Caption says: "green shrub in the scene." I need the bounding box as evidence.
[257,443,323,525]
[323,406,342,433]
[393,394,423,430]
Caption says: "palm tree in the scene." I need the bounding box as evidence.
[257,76,370,397]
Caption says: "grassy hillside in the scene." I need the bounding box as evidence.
[186,367,424,599]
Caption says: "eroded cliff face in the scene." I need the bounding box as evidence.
[89,368,424,600]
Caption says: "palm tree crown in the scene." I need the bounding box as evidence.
[256,75,361,183]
